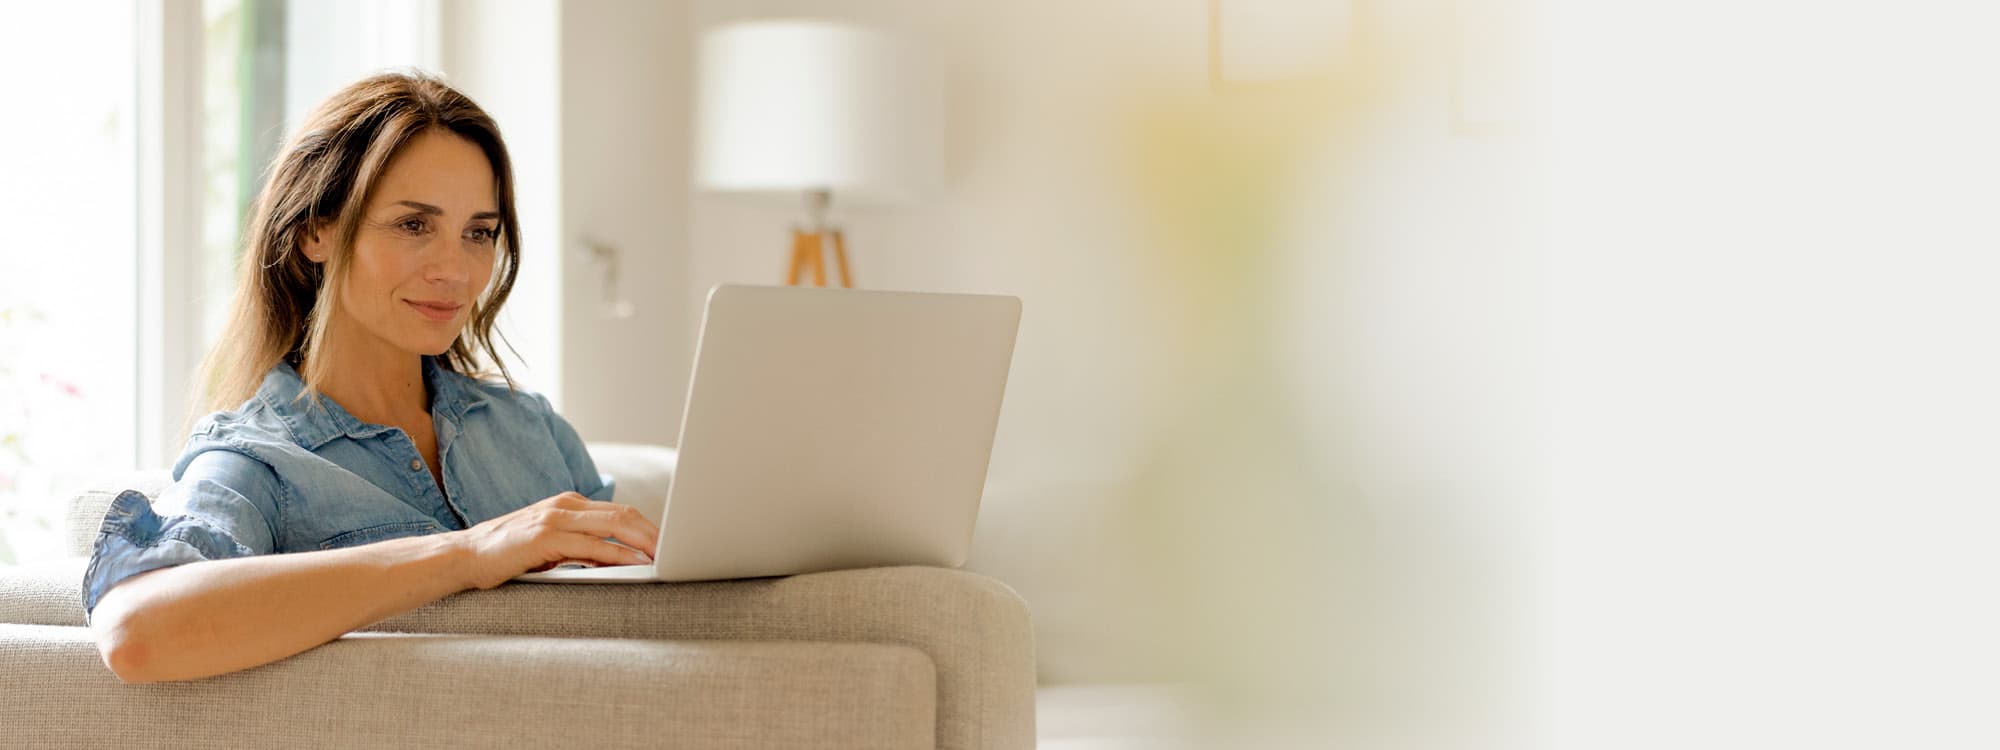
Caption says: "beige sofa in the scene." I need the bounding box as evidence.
[0,444,1036,749]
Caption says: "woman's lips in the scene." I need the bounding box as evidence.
[405,300,462,322]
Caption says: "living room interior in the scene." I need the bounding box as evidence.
[15,0,1542,747]
[12,0,1999,748]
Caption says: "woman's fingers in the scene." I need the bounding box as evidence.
[540,495,656,543]
[545,507,659,554]
[545,492,593,510]
[457,495,660,585]
[549,532,654,565]
[567,497,637,514]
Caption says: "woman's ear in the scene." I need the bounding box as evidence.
[300,220,329,263]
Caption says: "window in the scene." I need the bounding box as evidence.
[0,0,440,564]
[0,4,141,563]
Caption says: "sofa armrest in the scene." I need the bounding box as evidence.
[0,624,935,749]
[370,566,1037,750]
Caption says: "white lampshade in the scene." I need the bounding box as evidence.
[695,20,942,207]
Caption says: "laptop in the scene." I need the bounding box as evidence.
[514,283,1022,583]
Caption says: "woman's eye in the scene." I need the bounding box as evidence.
[466,227,498,243]
[398,218,427,234]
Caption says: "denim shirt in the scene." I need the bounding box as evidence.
[81,356,612,618]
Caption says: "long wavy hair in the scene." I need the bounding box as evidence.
[197,70,520,415]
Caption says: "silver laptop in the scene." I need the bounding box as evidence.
[515,283,1021,583]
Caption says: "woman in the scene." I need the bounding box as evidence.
[84,72,658,683]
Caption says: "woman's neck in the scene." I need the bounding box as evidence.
[307,322,430,427]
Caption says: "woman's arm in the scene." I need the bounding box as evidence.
[90,492,657,684]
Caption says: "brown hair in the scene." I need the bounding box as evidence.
[198,70,520,415]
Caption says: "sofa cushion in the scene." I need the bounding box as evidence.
[0,624,935,749]
[580,442,678,524]
[63,471,173,558]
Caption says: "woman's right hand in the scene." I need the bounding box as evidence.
[447,492,660,590]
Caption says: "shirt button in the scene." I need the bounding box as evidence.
[409,459,424,471]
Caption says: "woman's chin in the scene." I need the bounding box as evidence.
[385,322,467,357]
[405,336,458,357]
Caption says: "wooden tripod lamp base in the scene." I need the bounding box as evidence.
[786,228,853,288]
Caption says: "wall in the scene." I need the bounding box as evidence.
[437,0,565,407]
[556,0,695,444]
[1542,4,2000,746]
[440,0,694,444]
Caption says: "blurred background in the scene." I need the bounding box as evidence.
[3,0,1998,747]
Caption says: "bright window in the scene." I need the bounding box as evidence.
[0,4,141,563]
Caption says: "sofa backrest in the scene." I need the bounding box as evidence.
[56,440,1153,688]
[62,471,172,558]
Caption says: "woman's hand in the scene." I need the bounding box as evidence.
[447,492,660,590]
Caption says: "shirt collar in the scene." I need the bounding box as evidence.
[257,355,491,450]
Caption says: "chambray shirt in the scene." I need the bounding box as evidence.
[81,356,613,618]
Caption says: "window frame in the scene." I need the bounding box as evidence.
[136,0,207,469]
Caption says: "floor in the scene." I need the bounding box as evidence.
[1035,683,1199,749]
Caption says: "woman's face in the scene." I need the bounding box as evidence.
[307,129,499,359]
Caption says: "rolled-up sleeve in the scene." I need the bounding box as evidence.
[81,448,283,620]
[535,393,615,502]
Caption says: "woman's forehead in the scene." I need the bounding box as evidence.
[368,130,496,214]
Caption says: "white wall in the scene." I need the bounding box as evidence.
[442,0,693,443]
[555,0,695,444]
[438,0,565,407]
[1543,3,2000,747]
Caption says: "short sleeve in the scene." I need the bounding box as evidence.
[536,393,615,502]
[81,449,283,620]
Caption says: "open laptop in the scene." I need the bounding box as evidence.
[515,283,1021,583]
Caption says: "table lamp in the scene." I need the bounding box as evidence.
[695,20,941,288]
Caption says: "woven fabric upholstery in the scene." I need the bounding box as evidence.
[369,566,1038,750]
[0,624,934,749]
[1,558,1035,748]
[0,557,85,626]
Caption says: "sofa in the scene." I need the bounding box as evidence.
[0,443,1037,749]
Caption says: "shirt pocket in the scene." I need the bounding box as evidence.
[317,519,447,550]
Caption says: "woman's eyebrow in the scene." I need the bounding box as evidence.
[392,200,500,221]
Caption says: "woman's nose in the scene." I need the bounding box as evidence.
[423,234,471,285]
